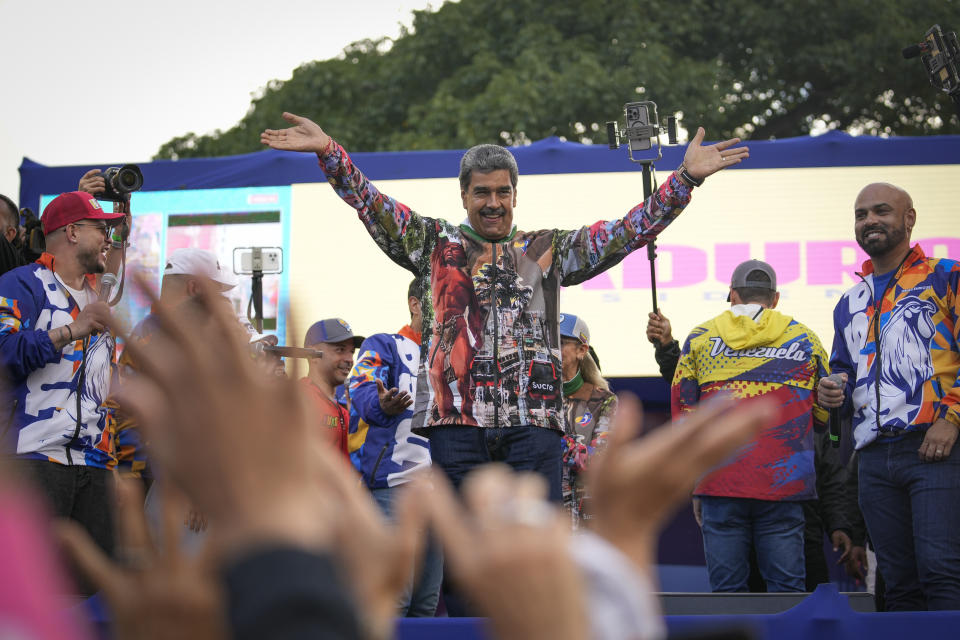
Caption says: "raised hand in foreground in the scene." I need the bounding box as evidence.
[588,393,779,575]
[108,275,422,640]
[57,479,228,640]
[410,466,587,640]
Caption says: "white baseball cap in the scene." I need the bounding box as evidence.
[164,248,237,290]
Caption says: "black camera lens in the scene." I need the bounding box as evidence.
[95,164,144,203]
[113,165,143,193]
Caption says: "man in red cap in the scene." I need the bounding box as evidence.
[0,191,126,588]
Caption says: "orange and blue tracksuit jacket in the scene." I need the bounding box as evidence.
[829,245,960,450]
[673,305,829,501]
[0,257,115,468]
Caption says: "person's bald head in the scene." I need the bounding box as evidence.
[854,182,915,262]
[856,183,914,216]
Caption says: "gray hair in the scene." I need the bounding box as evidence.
[459,144,519,190]
[580,348,610,392]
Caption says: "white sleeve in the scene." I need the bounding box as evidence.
[570,530,666,640]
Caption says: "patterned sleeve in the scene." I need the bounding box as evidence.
[939,263,960,427]
[828,299,856,418]
[671,332,701,418]
[318,143,428,274]
[554,172,692,286]
[347,335,400,430]
[0,275,59,380]
[596,393,618,436]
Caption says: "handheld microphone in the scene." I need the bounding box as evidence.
[902,42,931,59]
[825,373,845,448]
[98,273,118,303]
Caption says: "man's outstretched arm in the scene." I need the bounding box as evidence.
[557,127,748,286]
[261,112,426,272]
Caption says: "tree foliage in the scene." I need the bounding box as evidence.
[155,0,960,159]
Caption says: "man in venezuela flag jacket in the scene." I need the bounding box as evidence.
[673,260,829,593]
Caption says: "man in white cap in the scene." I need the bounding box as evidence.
[112,248,239,550]
[113,247,238,479]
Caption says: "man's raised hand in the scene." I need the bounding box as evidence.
[78,169,106,196]
[587,392,778,573]
[681,127,749,182]
[260,112,331,154]
[376,379,412,416]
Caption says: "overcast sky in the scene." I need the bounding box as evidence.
[0,0,440,202]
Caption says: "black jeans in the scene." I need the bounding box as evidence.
[18,459,115,595]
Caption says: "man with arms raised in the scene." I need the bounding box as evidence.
[263,113,747,500]
[819,183,960,610]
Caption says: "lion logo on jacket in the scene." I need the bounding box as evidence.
[878,297,937,425]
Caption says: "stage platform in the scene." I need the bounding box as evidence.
[395,584,956,640]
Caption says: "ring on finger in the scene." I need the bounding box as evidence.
[497,497,555,528]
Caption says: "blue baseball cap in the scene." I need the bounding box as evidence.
[558,313,590,345]
[304,318,364,348]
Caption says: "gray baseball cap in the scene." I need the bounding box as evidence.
[728,259,777,301]
[304,318,364,348]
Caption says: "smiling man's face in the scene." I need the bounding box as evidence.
[462,169,516,241]
[854,183,914,260]
[309,338,357,387]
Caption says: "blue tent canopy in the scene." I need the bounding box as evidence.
[17,130,960,214]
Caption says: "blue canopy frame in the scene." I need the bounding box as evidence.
[18,130,960,216]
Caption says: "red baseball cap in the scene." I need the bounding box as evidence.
[41,191,126,235]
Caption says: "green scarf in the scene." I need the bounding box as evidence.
[563,369,584,396]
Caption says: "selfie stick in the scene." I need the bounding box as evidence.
[642,164,659,315]
[607,104,678,316]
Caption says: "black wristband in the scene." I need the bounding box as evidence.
[65,324,74,343]
[677,164,704,187]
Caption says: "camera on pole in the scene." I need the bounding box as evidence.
[903,24,960,120]
[606,101,680,316]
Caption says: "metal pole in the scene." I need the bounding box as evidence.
[642,162,659,315]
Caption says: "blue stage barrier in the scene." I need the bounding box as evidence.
[394,584,959,640]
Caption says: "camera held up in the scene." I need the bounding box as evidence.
[96,164,144,203]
